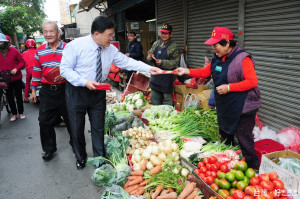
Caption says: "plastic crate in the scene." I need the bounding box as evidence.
[126,73,149,92]
[254,139,285,167]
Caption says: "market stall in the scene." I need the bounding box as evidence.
[85,74,299,199]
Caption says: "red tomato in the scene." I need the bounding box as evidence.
[203,157,209,164]
[210,183,219,192]
[203,177,208,184]
[253,185,263,196]
[254,196,266,199]
[245,186,256,196]
[194,169,201,175]
[250,176,260,186]
[226,197,234,199]
[258,174,270,181]
[198,162,205,168]
[200,166,207,173]
[199,173,206,180]
[262,192,274,199]
[272,179,284,189]
[208,156,217,164]
[280,188,288,196]
[229,188,236,196]
[211,164,219,171]
[244,196,254,199]
[206,163,212,171]
[260,180,274,191]
[269,172,278,181]
[220,164,229,173]
[232,189,245,199]
[211,171,217,178]
[206,171,212,177]
[206,176,215,185]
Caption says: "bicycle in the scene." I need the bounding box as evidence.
[0,70,12,122]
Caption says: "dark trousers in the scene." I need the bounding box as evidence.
[7,79,24,115]
[65,82,106,162]
[219,113,256,168]
[38,84,73,153]
[151,88,173,106]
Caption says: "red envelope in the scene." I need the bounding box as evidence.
[147,52,157,61]
[93,83,111,90]
[157,70,178,75]
[44,66,60,84]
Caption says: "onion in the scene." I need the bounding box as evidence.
[181,168,189,177]
[163,147,171,155]
[134,154,141,162]
[158,153,167,161]
[146,161,154,170]
[150,155,162,166]
[142,151,151,159]
[152,146,159,155]
[170,143,178,151]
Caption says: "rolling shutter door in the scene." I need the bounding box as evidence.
[187,0,239,68]
[244,0,300,131]
[156,0,185,50]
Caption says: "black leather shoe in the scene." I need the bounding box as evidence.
[42,150,56,161]
[76,159,86,170]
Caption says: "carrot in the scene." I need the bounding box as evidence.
[128,176,143,186]
[151,185,163,199]
[128,175,141,180]
[124,181,130,188]
[159,190,168,196]
[130,170,144,176]
[156,192,177,199]
[177,182,196,199]
[126,184,139,193]
[141,159,147,171]
[166,187,174,193]
[140,179,151,186]
[185,190,198,199]
[135,186,145,195]
[150,165,162,175]
[130,189,138,195]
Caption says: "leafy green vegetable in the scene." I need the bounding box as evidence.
[91,164,116,187]
[100,185,130,199]
[105,111,117,134]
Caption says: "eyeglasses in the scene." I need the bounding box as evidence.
[42,30,56,35]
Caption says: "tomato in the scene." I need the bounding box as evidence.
[250,176,260,186]
[230,169,237,174]
[206,171,212,177]
[226,196,234,199]
[245,186,256,196]
[234,161,248,172]
[218,171,226,179]
[272,179,284,189]
[262,192,274,199]
[245,168,256,179]
[229,188,237,196]
[218,179,231,190]
[194,169,201,175]
[220,164,229,173]
[244,196,254,199]
[253,185,263,196]
[210,171,217,178]
[208,156,217,164]
[214,177,219,184]
[210,183,219,192]
[258,174,270,181]
[254,196,266,199]
[211,164,219,171]
[198,162,205,168]
[206,163,212,171]
[199,173,205,180]
[231,179,238,188]
[225,172,236,182]
[242,176,250,185]
[232,189,245,199]
[206,176,215,185]
[203,157,209,164]
[236,181,248,191]
[260,180,274,191]
[218,189,230,198]
[203,177,208,184]
[200,166,207,173]
[235,170,245,181]
[269,172,278,181]
[280,188,287,196]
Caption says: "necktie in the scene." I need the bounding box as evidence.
[96,47,102,82]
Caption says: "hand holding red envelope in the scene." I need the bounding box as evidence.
[156,70,178,75]
[93,83,111,90]
[147,52,157,61]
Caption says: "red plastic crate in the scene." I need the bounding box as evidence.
[126,73,149,92]
[254,139,285,167]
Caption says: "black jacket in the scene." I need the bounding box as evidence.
[126,39,143,61]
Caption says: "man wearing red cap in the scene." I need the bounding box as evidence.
[176,26,261,169]
[147,24,180,106]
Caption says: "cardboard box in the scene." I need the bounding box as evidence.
[259,150,300,195]
[175,93,185,111]
[196,89,213,109]
[174,85,206,95]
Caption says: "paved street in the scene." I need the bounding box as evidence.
[0,73,105,199]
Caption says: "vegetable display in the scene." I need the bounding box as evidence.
[124,91,149,111]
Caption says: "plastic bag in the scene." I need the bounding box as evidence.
[184,94,200,109]
[253,126,276,142]
[277,157,300,175]
[91,164,116,187]
[180,54,187,68]
[100,184,130,199]
[208,88,216,106]
[255,114,264,130]
[129,196,147,199]
[276,127,300,154]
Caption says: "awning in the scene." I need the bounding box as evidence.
[112,0,144,14]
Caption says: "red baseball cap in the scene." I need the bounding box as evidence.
[204,26,234,45]
[160,24,172,33]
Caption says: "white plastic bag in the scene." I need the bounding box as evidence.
[180,54,187,68]
[253,126,276,142]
